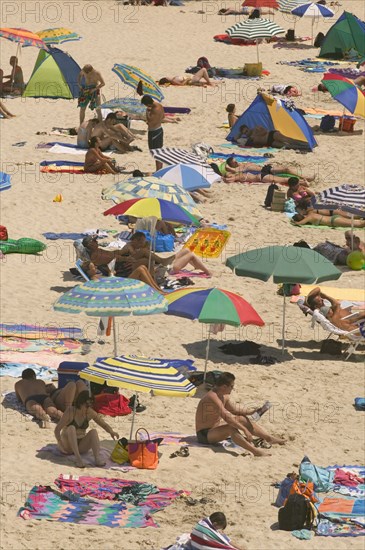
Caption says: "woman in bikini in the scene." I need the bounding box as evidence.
[292,212,365,228]
[55,391,119,468]
[84,136,118,174]
[226,104,239,128]
[287,178,315,202]
[158,68,217,87]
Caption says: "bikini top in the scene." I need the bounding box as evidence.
[67,410,89,431]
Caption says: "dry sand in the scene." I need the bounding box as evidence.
[0,1,364,549]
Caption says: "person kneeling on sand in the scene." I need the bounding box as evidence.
[195,372,285,457]
[55,391,119,468]
[306,287,365,331]
[15,369,63,428]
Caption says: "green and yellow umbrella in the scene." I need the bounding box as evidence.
[112,63,164,102]
[36,27,81,45]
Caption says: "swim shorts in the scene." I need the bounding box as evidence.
[148,127,164,150]
[196,428,210,444]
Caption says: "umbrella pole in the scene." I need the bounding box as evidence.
[256,40,260,64]
[203,325,211,383]
[129,394,138,440]
[340,107,345,131]
[148,217,158,272]
[350,215,354,251]
[281,293,286,355]
[311,18,314,46]
[113,317,118,357]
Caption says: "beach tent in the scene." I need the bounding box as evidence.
[23,46,80,99]
[227,93,317,151]
[319,12,365,59]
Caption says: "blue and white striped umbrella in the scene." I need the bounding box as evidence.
[112,64,164,102]
[312,184,365,217]
[154,164,214,192]
[291,2,334,18]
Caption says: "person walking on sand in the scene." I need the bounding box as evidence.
[195,372,285,457]
[77,64,105,124]
[141,95,165,170]
[55,391,119,468]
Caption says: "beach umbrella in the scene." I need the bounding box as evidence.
[54,277,168,357]
[226,246,341,352]
[278,0,305,13]
[321,73,365,119]
[154,164,214,192]
[225,18,285,61]
[102,176,202,218]
[150,148,212,168]
[112,63,164,102]
[165,288,264,379]
[312,184,365,217]
[243,0,279,8]
[35,27,81,45]
[104,197,200,225]
[0,28,49,49]
[100,97,147,116]
[80,355,196,438]
[291,3,334,44]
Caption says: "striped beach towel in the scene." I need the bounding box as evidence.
[190,518,237,549]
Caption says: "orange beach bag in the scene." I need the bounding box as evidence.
[128,428,159,470]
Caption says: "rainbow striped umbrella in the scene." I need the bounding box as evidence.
[54,277,168,356]
[321,73,365,118]
[102,176,202,218]
[0,28,48,49]
[104,197,200,225]
[112,64,164,102]
[166,288,264,378]
[36,27,81,45]
[81,354,196,437]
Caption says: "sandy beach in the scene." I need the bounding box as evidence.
[1,1,365,548]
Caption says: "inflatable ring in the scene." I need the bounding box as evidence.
[0,238,46,254]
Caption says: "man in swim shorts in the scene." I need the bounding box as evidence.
[141,95,165,170]
[195,372,285,457]
[77,64,105,124]
[306,287,365,331]
[15,369,63,428]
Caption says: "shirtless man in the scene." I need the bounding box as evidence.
[195,372,285,457]
[90,113,140,153]
[15,369,63,428]
[77,64,105,124]
[306,287,365,331]
[141,95,165,170]
[1,57,24,95]
[236,124,310,151]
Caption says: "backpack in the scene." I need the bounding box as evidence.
[278,494,316,531]
[320,115,336,133]
[0,226,8,241]
[264,183,279,207]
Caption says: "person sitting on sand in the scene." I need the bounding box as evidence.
[55,391,119,468]
[191,512,246,550]
[84,137,119,174]
[287,178,315,202]
[195,372,285,457]
[292,212,365,228]
[0,100,16,118]
[15,369,63,428]
[235,124,310,150]
[226,104,239,128]
[102,112,141,152]
[306,287,365,331]
[77,118,98,148]
[77,64,105,124]
[1,58,24,95]
[158,68,218,87]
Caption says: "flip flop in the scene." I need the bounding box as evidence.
[169,446,190,458]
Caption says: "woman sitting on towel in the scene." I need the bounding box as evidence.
[158,68,217,87]
[55,391,119,468]
[237,124,310,150]
[287,178,315,202]
[84,136,118,174]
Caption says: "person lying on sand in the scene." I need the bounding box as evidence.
[0,100,16,118]
[15,369,63,427]
[220,157,314,185]
[292,212,365,229]
[317,76,365,93]
[55,391,119,468]
[269,84,301,97]
[158,68,218,87]
[195,372,285,457]
[84,137,119,174]
[236,124,310,150]
[296,197,361,219]
[345,230,365,254]
[306,287,365,331]
[77,118,98,148]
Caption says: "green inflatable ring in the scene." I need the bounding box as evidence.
[0,238,46,254]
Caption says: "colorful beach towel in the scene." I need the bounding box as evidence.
[0,352,74,369]
[2,391,33,419]
[317,495,365,537]
[208,152,267,163]
[40,160,85,173]
[217,143,275,154]
[0,324,82,340]
[0,337,84,354]
[0,172,11,192]
[18,486,156,528]
[190,517,237,549]
[0,363,57,379]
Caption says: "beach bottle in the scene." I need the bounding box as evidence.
[251,401,272,421]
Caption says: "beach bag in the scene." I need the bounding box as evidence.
[192,143,214,160]
[0,226,8,241]
[285,29,295,41]
[111,438,129,464]
[354,398,365,411]
[264,183,278,207]
[128,428,159,470]
[300,456,334,492]
[320,115,335,133]
[289,480,319,504]
[278,494,315,531]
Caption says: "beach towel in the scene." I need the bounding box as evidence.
[190,517,237,549]
[36,443,134,471]
[40,160,86,173]
[18,485,156,528]
[0,363,57,379]
[183,228,231,258]
[208,152,267,163]
[54,475,187,511]
[0,323,82,340]
[0,337,84,354]
[317,495,365,536]
[43,232,87,240]
[147,432,239,450]
[2,391,33,419]
[171,270,211,279]
[218,143,276,154]
[0,352,73,369]
[37,142,112,156]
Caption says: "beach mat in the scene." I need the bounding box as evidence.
[293,285,365,302]
[0,323,82,340]
[148,432,239,449]
[0,337,84,354]
[0,364,57,379]
[18,486,156,528]
[2,390,33,419]
[37,443,135,471]
[218,143,276,154]
[37,142,112,156]
[209,152,266,163]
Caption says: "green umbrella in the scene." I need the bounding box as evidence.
[226,246,342,352]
